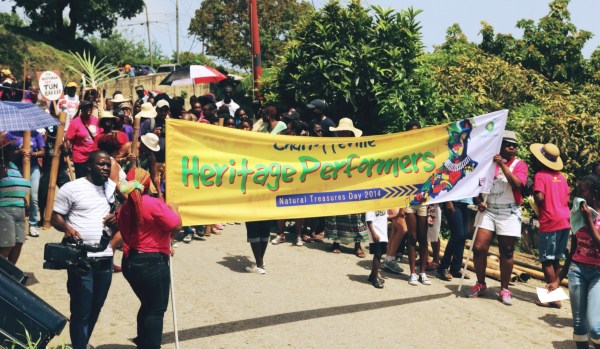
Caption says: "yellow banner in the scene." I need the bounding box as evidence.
[166,110,507,225]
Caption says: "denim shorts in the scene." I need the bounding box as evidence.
[538,229,569,263]
[478,203,521,237]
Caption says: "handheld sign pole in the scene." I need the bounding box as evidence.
[37,71,65,229]
[43,112,67,229]
[458,195,488,292]
[130,116,141,169]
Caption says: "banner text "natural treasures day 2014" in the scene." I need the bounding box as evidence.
[181,152,436,194]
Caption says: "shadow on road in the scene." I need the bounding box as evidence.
[539,313,571,329]
[161,292,453,344]
[216,255,253,273]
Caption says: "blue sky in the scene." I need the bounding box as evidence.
[2,0,599,63]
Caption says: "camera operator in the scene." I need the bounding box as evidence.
[50,150,117,349]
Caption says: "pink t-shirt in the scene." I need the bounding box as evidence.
[533,169,571,232]
[572,215,600,268]
[118,195,180,257]
[66,116,99,163]
[494,158,528,204]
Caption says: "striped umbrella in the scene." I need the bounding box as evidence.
[0,101,60,131]
[159,65,227,86]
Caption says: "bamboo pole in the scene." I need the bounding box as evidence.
[22,131,31,234]
[43,112,67,229]
[130,116,141,169]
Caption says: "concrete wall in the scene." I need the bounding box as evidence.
[102,73,210,108]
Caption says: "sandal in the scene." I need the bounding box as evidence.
[354,248,366,258]
[535,300,562,309]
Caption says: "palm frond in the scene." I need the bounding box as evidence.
[66,50,123,89]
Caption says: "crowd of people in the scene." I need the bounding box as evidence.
[1,70,599,349]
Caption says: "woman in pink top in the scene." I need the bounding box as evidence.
[117,168,182,349]
[548,174,600,349]
[66,101,98,178]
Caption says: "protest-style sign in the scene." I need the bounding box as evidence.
[36,71,64,101]
[166,110,508,225]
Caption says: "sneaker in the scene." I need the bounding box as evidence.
[382,259,403,274]
[245,265,266,274]
[182,234,193,243]
[419,273,432,285]
[295,237,304,246]
[465,282,488,298]
[271,235,285,245]
[408,273,419,286]
[29,226,39,237]
[498,288,513,306]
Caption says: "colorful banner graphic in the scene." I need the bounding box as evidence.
[166,110,507,225]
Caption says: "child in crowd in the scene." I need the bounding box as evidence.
[530,143,570,308]
[366,210,389,288]
[547,173,600,349]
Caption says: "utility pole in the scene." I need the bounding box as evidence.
[249,0,262,100]
[176,0,180,64]
[145,4,153,69]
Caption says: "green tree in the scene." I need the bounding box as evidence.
[479,0,593,86]
[6,0,144,42]
[174,51,215,67]
[188,0,313,69]
[265,1,441,135]
[0,12,24,27]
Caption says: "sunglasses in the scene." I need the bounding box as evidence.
[502,141,518,148]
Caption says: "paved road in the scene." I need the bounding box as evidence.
[16,224,573,348]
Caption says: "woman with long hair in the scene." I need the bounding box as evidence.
[117,168,182,348]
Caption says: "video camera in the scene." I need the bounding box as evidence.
[43,228,112,275]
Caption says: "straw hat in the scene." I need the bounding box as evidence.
[330,117,362,137]
[66,82,78,88]
[141,133,160,152]
[503,130,518,143]
[135,102,157,119]
[99,111,116,119]
[120,102,133,110]
[529,143,563,171]
[156,99,170,109]
[112,94,131,103]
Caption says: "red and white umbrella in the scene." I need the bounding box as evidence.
[159,65,227,86]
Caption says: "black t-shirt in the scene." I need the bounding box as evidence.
[320,116,337,137]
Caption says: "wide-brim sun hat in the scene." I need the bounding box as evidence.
[330,117,362,137]
[112,94,131,103]
[120,102,133,110]
[135,102,157,119]
[529,143,563,171]
[141,133,160,152]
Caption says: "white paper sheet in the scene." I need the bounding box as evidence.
[536,287,569,303]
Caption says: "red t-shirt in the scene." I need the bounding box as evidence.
[533,169,571,232]
[92,130,129,151]
[118,195,181,257]
[572,215,600,268]
[66,116,99,163]
[494,158,528,204]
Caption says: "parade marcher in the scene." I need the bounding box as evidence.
[58,81,80,130]
[466,131,528,305]
[307,99,336,137]
[530,142,570,308]
[366,210,388,289]
[324,118,368,257]
[0,135,31,265]
[66,100,98,178]
[51,150,117,349]
[118,168,181,349]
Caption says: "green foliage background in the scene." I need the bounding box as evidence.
[263,0,599,183]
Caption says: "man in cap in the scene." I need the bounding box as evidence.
[135,85,148,105]
[58,82,80,130]
[307,99,336,137]
[118,102,134,141]
[529,142,570,308]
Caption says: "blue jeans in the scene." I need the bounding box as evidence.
[440,202,469,273]
[123,251,170,349]
[67,257,113,349]
[28,164,40,226]
[569,262,600,343]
